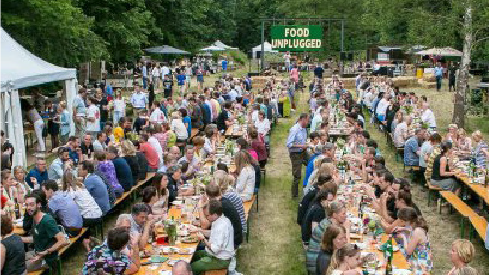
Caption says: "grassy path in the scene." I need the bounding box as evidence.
[237,92,309,275]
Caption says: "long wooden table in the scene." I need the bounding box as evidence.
[455,172,489,205]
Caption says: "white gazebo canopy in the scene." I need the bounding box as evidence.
[213,40,237,50]
[252,42,278,59]
[1,27,78,168]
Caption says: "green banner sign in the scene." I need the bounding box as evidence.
[271,25,322,52]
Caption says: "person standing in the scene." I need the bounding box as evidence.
[141,63,147,90]
[57,102,71,146]
[73,88,87,139]
[86,97,101,138]
[448,62,458,93]
[177,69,186,97]
[283,52,291,71]
[221,58,228,73]
[131,84,148,111]
[434,62,443,92]
[163,74,173,99]
[286,113,309,198]
[27,103,46,152]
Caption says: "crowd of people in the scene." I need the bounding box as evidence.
[0,68,281,275]
[290,73,487,275]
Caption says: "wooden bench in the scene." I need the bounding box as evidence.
[427,183,443,207]
[203,270,227,275]
[440,191,488,241]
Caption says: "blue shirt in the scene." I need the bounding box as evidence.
[183,116,192,137]
[60,110,71,136]
[48,191,83,228]
[177,74,186,86]
[69,148,79,165]
[404,136,419,166]
[229,90,238,101]
[434,67,443,77]
[112,158,133,191]
[222,60,228,70]
[105,85,113,96]
[84,174,111,215]
[287,123,308,153]
[142,66,147,77]
[303,153,319,186]
[26,168,48,188]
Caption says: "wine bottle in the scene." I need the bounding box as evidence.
[385,234,394,275]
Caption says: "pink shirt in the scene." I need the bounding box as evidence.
[290,68,299,83]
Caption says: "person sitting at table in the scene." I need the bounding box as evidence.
[446,124,459,145]
[217,102,233,132]
[306,201,351,275]
[447,239,475,275]
[108,146,134,191]
[301,183,338,246]
[316,225,347,275]
[121,140,140,185]
[203,127,216,157]
[1,214,26,275]
[22,193,67,273]
[393,115,410,148]
[192,200,235,275]
[326,244,362,275]
[47,147,72,182]
[131,140,149,180]
[393,208,433,273]
[430,141,461,195]
[92,132,107,152]
[26,158,48,189]
[150,173,169,213]
[13,166,32,195]
[80,134,95,159]
[421,102,437,129]
[456,128,472,152]
[43,180,83,237]
[234,150,256,202]
[214,170,246,235]
[167,165,192,205]
[298,175,333,229]
[171,111,188,143]
[201,183,243,250]
[128,203,157,250]
[471,130,489,167]
[95,151,124,198]
[82,227,140,275]
[179,145,200,169]
[404,129,426,182]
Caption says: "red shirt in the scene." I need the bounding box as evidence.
[251,140,267,161]
[139,142,158,169]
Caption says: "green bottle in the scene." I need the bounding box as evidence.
[385,234,394,275]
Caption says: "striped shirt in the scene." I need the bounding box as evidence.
[474,141,488,167]
[223,191,247,233]
[306,218,332,273]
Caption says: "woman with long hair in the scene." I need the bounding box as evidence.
[430,141,460,195]
[316,225,347,275]
[214,170,247,234]
[326,244,362,275]
[234,150,256,202]
[121,140,140,186]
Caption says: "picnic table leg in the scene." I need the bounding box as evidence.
[460,218,465,238]
[246,219,250,243]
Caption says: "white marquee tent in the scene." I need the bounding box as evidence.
[252,42,278,59]
[1,27,78,168]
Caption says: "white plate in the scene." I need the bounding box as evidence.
[377,245,400,252]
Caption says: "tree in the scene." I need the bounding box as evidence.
[1,0,108,67]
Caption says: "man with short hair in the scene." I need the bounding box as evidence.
[43,180,83,236]
[68,136,82,165]
[131,84,148,110]
[86,97,101,137]
[22,194,67,272]
[179,146,200,168]
[287,113,309,198]
[129,203,157,249]
[93,132,107,152]
[139,135,159,172]
[421,102,436,129]
[47,147,72,181]
[192,200,234,275]
[26,158,48,189]
[404,129,425,167]
[80,134,94,159]
[79,160,111,215]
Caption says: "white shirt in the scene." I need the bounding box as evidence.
[171,119,188,140]
[93,140,106,152]
[152,67,160,77]
[251,110,259,124]
[131,92,147,108]
[206,215,235,260]
[363,91,374,108]
[310,114,322,133]
[149,108,167,124]
[229,90,238,101]
[204,137,214,155]
[148,136,163,164]
[161,66,170,77]
[421,109,436,128]
[114,98,126,113]
[235,165,255,202]
[255,119,270,136]
[86,104,101,132]
[69,189,102,219]
[376,98,389,115]
[393,122,408,147]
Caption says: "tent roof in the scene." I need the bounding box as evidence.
[200,45,225,52]
[378,46,403,52]
[144,45,190,55]
[213,40,237,50]
[415,47,463,57]
[1,27,77,91]
[252,42,277,52]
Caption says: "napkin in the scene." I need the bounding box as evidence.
[160,271,172,275]
[393,269,411,275]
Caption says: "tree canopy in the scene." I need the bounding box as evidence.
[2,0,489,67]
